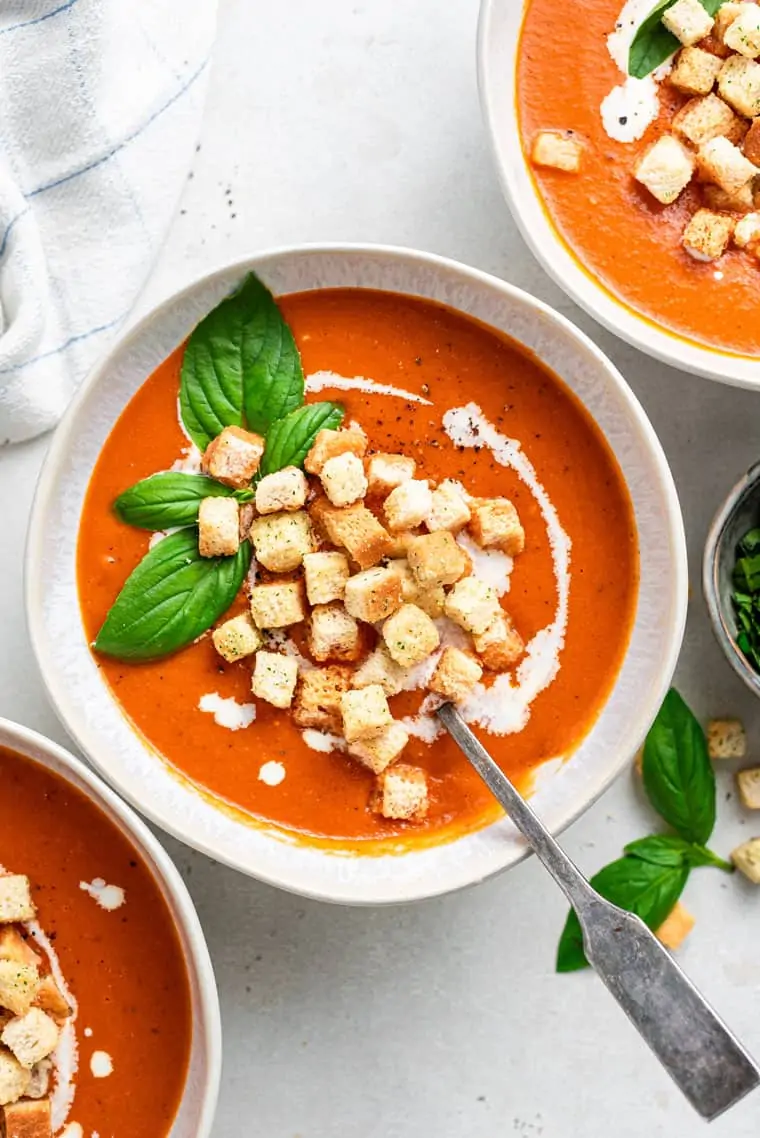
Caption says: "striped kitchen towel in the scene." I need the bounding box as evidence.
[0,0,217,444]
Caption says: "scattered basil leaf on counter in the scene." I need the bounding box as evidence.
[94,530,251,661]
[628,0,722,80]
[240,273,304,434]
[260,401,344,476]
[642,688,716,845]
[625,834,732,872]
[114,473,235,530]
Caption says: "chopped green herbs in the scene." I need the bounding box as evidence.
[732,526,760,672]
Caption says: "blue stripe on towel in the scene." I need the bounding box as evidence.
[0,0,79,36]
[0,313,123,375]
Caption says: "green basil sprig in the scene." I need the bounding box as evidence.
[95,530,251,661]
[114,473,237,530]
[629,0,723,79]
[732,527,760,672]
[260,402,345,476]
[556,688,732,972]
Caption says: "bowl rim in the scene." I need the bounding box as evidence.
[25,241,689,903]
[476,0,760,390]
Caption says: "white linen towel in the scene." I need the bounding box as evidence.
[0,0,217,444]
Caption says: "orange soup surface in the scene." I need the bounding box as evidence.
[0,747,192,1136]
[78,288,638,847]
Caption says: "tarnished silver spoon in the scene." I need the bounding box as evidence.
[436,702,760,1121]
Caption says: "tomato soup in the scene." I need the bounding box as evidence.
[77,288,638,846]
[0,747,192,1136]
[517,0,760,355]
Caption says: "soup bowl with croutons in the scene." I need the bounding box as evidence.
[27,245,687,903]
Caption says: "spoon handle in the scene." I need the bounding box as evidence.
[437,704,760,1120]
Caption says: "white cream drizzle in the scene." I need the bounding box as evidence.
[602,0,674,142]
[89,1051,113,1079]
[301,729,347,753]
[306,371,432,405]
[258,761,286,786]
[79,879,126,912]
[198,692,256,731]
[24,918,79,1132]
[170,443,203,474]
[455,532,513,597]
[60,1125,83,1138]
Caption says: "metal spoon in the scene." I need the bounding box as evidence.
[436,702,760,1121]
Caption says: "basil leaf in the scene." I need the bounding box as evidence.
[629,0,722,79]
[738,527,760,557]
[260,402,344,476]
[624,834,692,867]
[685,845,734,872]
[556,856,688,972]
[240,273,304,434]
[114,473,234,530]
[641,688,716,845]
[94,530,250,661]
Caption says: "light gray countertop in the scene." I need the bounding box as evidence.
[2,1,759,1134]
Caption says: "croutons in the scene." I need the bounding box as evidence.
[634,134,697,203]
[670,45,724,94]
[656,902,696,950]
[249,581,306,629]
[383,480,434,532]
[407,532,468,588]
[292,666,352,731]
[473,611,525,671]
[212,612,263,663]
[384,530,419,558]
[366,453,415,496]
[715,1,751,44]
[468,498,525,555]
[371,763,429,821]
[672,93,742,146]
[249,510,314,572]
[531,131,583,173]
[698,135,758,193]
[33,976,71,1021]
[719,53,760,117]
[662,0,714,46]
[0,930,38,970]
[309,604,362,662]
[731,836,760,882]
[737,767,760,808]
[254,466,308,514]
[0,1051,30,1108]
[734,210,760,245]
[707,717,747,758]
[744,117,760,163]
[0,962,39,1018]
[251,651,299,709]
[1,1099,52,1136]
[444,578,501,635]
[350,723,410,774]
[352,644,408,696]
[314,503,393,569]
[0,880,34,926]
[197,497,240,558]
[302,550,350,605]
[26,1059,52,1099]
[1,1009,59,1070]
[702,181,756,211]
[340,685,393,743]
[429,647,483,703]
[304,426,368,475]
[239,502,255,542]
[344,567,403,623]
[426,479,471,533]
[201,425,265,488]
[320,452,368,507]
[387,559,446,618]
[382,603,440,667]
[682,208,736,260]
[724,3,760,56]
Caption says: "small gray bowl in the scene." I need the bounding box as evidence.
[704,460,760,697]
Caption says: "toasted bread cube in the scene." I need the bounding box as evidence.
[198,497,240,558]
[366,453,415,496]
[734,210,760,244]
[673,93,742,146]
[633,134,695,204]
[426,479,472,533]
[656,902,696,950]
[344,567,403,623]
[702,180,756,211]
[1,1009,59,1070]
[731,836,760,881]
[698,135,758,192]
[429,647,483,702]
[1,1098,51,1136]
[201,425,265,488]
[662,0,714,45]
[0,1052,30,1108]
[341,685,393,743]
[249,581,306,629]
[0,931,39,970]
[387,559,446,618]
[309,604,361,662]
[382,603,440,667]
[251,651,299,709]
[383,480,434,531]
[384,530,419,558]
[320,451,368,508]
[444,578,501,635]
[707,716,746,758]
[372,763,429,821]
[303,550,350,605]
[0,962,39,1018]
[407,532,468,588]
[255,466,308,514]
[473,611,525,671]
[239,502,255,542]
[744,117,760,163]
[683,207,736,259]
[724,3,760,55]
[468,498,525,555]
[292,666,352,731]
[719,53,760,115]
[304,426,368,475]
[0,880,34,926]
[670,45,723,94]
[352,644,408,696]
[32,977,71,1022]
[350,722,410,774]
[249,510,314,572]
[737,767,760,808]
[25,1059,52,1100]
[715,2,752,42]
[212,612,263,662]
[531,131,583,172]
[315,502,393,569]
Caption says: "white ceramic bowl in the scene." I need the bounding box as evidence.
[26,244,687,904]
[477,0,758,389]
[0,717,221,1136]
